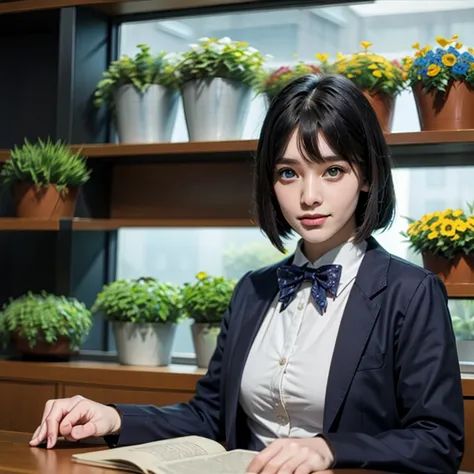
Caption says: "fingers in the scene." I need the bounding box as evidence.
[29,396,84,448]
[59,401,98,440]
[246,441,284,473]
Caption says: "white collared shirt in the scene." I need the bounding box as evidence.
[239,239,367,447]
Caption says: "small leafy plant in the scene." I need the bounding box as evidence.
[92,277,182,324]
[177,36,267,90]
[181,272,236,325]
[403,35,474,92]
[323,42,405,96]
[401,204,474,259]
[0,138,90,193]
[262,61,323,100]
[94,43,182,108]
[0,291,92,350]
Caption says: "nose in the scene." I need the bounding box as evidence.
[301,175,323,207]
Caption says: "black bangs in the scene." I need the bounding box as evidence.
[254,73,396,253]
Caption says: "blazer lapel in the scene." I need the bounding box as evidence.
[323,237,390,432]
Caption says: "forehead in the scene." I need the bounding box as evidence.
[284,129,335,159]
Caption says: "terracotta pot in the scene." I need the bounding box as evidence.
[12,183,78,218]
[422,252,474,284]
[362,90,395,133]
[11,332,74,361]
[413,81,474,130]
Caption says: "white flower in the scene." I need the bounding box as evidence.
[189,43,199,50]
[208,43,225,53]
[197,37,210,44]
[247,47,258,53]
[217,37,232,45]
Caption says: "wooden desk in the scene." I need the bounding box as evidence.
[0,429,398,474]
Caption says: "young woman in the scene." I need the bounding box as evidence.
[29,74,464,474]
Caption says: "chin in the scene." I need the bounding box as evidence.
[295,225,335,244]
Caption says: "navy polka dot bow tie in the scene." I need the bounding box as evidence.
[277,263,343,313]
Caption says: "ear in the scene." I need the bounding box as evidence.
[361,182,369,192]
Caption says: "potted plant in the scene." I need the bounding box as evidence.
[94,44,181,144]
[92,277,182,366]
[403,35,474,130]
[401,205,474,284]
[181,272,236,368]
[177,36,267,141]
[0,291,92,361]
[262,61,324,102]
[322,42,405,132]
[0,138,90,218]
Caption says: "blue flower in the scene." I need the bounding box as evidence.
[460,51,474,62]
[452,62,469,75]
[448,46,460,57]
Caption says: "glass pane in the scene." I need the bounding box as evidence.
[119,0,474,140]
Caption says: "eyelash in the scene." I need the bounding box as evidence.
[276,166,345,180]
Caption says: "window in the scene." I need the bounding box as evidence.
[115,0,474,363]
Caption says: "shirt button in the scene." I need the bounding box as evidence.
[279,357,286,365]
[297,303,304,310]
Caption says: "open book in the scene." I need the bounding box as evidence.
[72,435,258,474]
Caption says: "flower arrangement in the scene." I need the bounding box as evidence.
[321,42,405,96]
[401,205,474,259]
[262,61,323,100]
[177,36,267,90]
[402,35,474,92]
[180,272,236,325]
[94,44,181,108]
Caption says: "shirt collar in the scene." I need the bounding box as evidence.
[292,238,367,294]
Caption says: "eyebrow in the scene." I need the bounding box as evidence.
[276,154,342,165]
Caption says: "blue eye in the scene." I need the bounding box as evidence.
[279,168,296,179]
[326,167,343,178]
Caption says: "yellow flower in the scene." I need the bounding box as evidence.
[368,64,378,69]
[196,272,207,280]
[347,73,354,78]
[456,42,463,50]
[440,220,456,237]
[452,234,460,241]
[452,34,459,40]
[421,224,430,231]
[455,220,468,232]
[442,53,457,67]
[337,52,345,60]
[360,41,372,50]
[469,47,474,55]
[402,72,408,80]
[315,53,329,62]
[453,209,464,217]
[427,64,441,76]
[436,36,453,48]
[428,231,439,240]
[412,42,420,50]
[372,70,382,78]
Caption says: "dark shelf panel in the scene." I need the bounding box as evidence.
[1,131,473,166]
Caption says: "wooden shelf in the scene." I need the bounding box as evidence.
[0,0,261,16]
[444,283,474,298]
[1,131,473,166]
[0,217,256,231]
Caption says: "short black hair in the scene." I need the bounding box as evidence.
[254,73,396,253]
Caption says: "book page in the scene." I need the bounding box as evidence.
[72,435,226,472]
[157,450,258,474]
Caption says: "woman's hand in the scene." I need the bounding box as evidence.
[245,437,334,474]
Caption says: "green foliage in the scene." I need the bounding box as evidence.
[94,44,182,108]
[450,300,474,340]
[403,35,474,92]
[181,272,236,325]
[92,277,182,324]
[222,241,291,279]
[0,138,90,192]
[0,291,92,350]
[262,62,323,100]
[400,204,474,259]
[177,37,267,90]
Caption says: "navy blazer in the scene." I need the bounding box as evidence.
[109,237,464,473]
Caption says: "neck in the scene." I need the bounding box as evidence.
[302,216,357,262]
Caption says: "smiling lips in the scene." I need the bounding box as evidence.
[299,214,329,226]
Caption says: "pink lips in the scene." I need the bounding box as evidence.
[299,215,328,226]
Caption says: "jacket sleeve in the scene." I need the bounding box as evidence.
[324,273,464,474]
[104,272,251,448]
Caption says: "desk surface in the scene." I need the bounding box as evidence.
[0,429,405,474]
